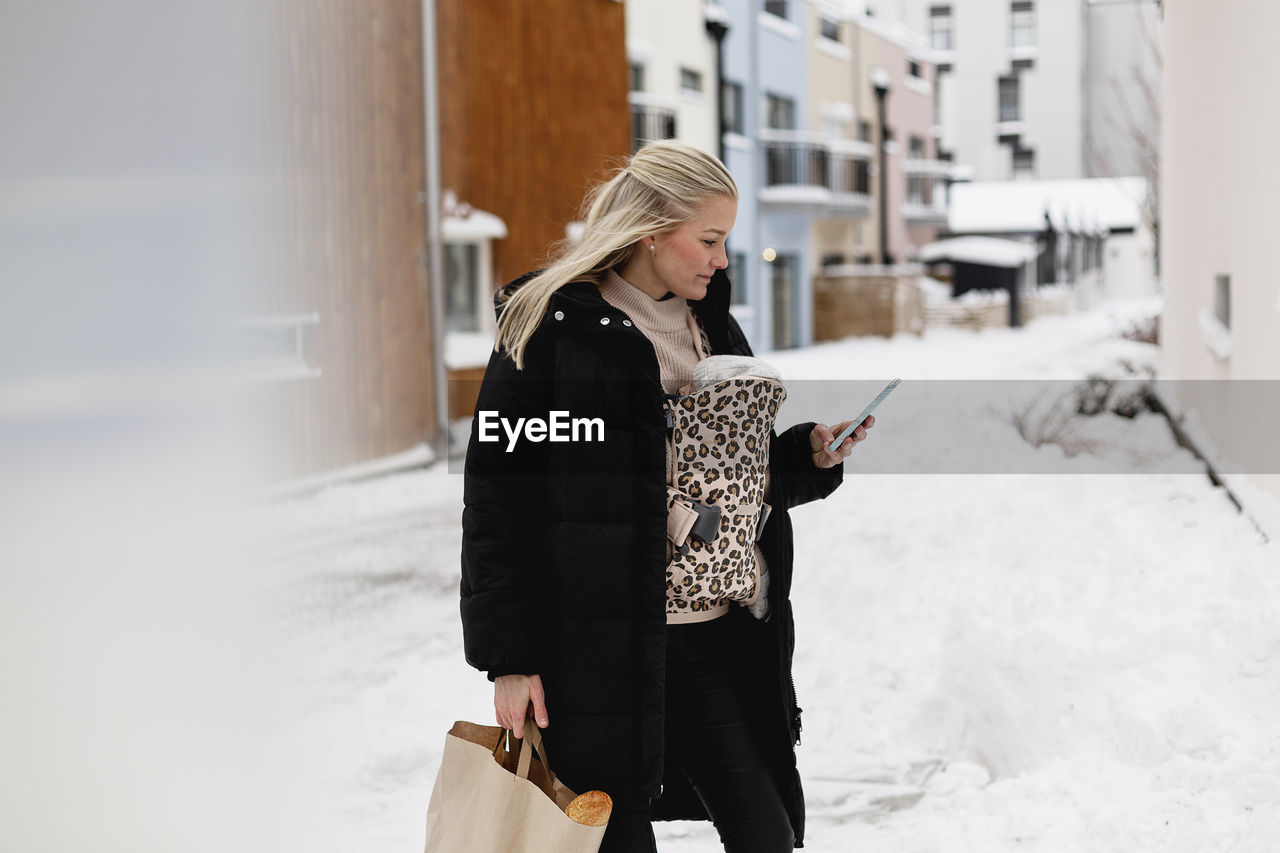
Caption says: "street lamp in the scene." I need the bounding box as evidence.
[871,67,891,267]
[705,2,731,165]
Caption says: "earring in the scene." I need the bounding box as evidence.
[648,243,656,253]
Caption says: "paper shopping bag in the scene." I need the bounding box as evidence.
[423,719,608,853]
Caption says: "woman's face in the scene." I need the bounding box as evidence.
[647,195,738,301]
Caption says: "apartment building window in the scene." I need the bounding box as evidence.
[730,252,748,305]
[819,15,841,41]
[907,174,926,205]
[722,80,744,134]
[770,254,798,349]
[766,93,796,129]
[857,119,872,142]
[629,62,644,92]
[854,158,871,194]
[764,0,789,20]
[445,243,481,333]
[930,5,953,51]
[909,136,926,160]
[1214,274,1231,329]
[680,67,703,95]
[1012,147,1036,179]
[1011,1,1035,48]
[908,59,923,80]
[998,76,1020,122]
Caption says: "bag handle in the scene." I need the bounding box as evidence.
[494,719,554,781]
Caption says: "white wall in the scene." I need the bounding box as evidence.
[1163,0,1280,508]
[626,0,718,155]
[894,0,1087,182]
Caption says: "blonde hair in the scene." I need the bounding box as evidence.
[494,140,738,369]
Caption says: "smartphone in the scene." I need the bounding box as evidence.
[826,378,900,452]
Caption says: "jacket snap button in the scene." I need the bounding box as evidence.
[554,310,565,321]
[600,317,610,325]
[622,319,633,327]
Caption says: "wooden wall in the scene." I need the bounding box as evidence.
[437,0,631,286]
[261,0,436,483]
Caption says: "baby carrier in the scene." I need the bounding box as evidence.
[663,356,785,619]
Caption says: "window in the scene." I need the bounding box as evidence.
[1011,1,1035,48]
[909,136,926,159]
[930,5,953,51]
[629,62,644,92]
[770,254,798,349]
[857,119,872,142]
[680,67,703,95]
[821,253,845,268]
[1012,147,1035,179]
[445,243,481,333]
[998,75,1020,122]
[729,252,747,305]
[1215,274,1231,329]
[820,15,841,42]
[722,80,744,134]
[907,174,926,205]
[765,93,796,129]
[908,59,923,80]
[854,159,871,194]
[764,0,788,19]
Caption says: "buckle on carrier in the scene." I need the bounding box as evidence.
[675,502,722,555]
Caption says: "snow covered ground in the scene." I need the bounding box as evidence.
[258,298,1279,852]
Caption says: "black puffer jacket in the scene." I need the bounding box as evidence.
[460,268,843,847]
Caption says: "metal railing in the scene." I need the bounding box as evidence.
[630,104,677,151]
[762,140,829,188]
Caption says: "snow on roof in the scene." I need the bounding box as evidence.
[920,236,1039,268]
[949,177,1147,235]
[442,209,507,242]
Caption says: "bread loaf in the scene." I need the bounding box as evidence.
[564,790,613,827]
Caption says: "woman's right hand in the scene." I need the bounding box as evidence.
[494,673,549,738]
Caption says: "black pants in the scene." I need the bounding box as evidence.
[600,613,795,853]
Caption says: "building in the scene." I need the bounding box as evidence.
[257,0,440,484]
[946,177,1154,307]
[1161,0,1280,514]
[711,0,946,350]
[436,0,631,416]
[850,11,949,265]
[626,0,721,154]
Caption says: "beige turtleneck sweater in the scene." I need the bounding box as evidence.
[598,268,705,394]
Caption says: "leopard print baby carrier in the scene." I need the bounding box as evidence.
[663,356,785,619]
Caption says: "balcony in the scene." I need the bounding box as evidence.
[902,160,951,224]
[629,91,677,152]
[758,130,871,213]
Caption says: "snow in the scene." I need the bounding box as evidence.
[443,331,495,369]
[950,178,1148,234]
[919,236,1039,269]
[256,296,1279,852]
[440,209,507,242]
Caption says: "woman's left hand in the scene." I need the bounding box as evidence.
[809,415,875,469]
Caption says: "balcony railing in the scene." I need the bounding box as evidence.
[764,140,828,188]
[759,131,871,212]
[903,168,949,224]
[629,92,678,152]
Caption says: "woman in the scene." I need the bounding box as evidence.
[460,140,872,852]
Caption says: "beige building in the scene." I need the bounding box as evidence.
[806,3,875,269]
[1162,1,1280,517]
